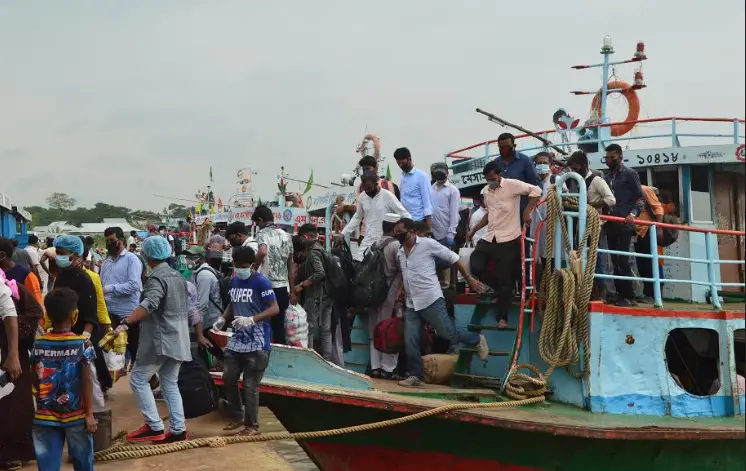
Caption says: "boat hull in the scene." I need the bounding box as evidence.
[263,391,743,471]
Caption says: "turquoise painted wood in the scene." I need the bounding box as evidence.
[344,313,370,374]
[265,344,374,391]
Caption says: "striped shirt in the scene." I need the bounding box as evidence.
[31,332,96,427]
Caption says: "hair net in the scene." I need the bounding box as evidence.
[54,234,85,256]
[142,236,172,261]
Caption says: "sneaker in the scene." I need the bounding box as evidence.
[153,431,188,444]
[126,424,166,443]
[223,421,243,432]
[236,427,261,437]
[476,334,489,362]
[397,376,424,388]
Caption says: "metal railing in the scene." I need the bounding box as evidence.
[523,172,745,311]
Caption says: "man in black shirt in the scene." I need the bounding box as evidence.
[603,144,643,307]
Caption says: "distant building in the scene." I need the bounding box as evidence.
[0,192,32,247]
[32,218,141,238]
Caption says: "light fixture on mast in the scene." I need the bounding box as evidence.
[601,35,614,54]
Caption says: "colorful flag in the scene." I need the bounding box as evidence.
[386,164,392,181]
[303,170,314,195]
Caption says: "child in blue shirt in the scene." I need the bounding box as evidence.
[32,288,97,471]
[212,246,278,435]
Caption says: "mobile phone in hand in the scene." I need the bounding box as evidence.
[0,370,9,388]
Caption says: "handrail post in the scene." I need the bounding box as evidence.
[705,232,722,310]
[671,119,679,147]
[649,225,662,307]
[734,119,740,145]
[485,143,491,159]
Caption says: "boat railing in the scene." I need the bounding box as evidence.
[524,171,746,311]
[447,117,745,171]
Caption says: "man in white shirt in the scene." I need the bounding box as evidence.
[340,172,411,261]
[468,195,488,242]
[429,162,460,289]
[24,235,43,291]
[225,222,259,253]
[127,230,137,248]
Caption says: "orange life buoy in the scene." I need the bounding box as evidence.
[590,80,640,137]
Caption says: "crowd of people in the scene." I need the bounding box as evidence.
[0,135,679,470]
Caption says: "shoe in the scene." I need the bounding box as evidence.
[223,421,243,432]
[236,428,261,437]
[0,461,22,471]
[370,369,383,379]
[153,431,188,444]
[397,376,424,388]
[634,296,654,304]
[126,424,167,443]
[614,298,635,308]
[476,334,489,362]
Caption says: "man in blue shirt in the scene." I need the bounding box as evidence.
[603,144,644,307]
[394,147,433,227]
[493,133,541,202]
[213,246,279,436]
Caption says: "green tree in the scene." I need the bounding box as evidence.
[46,192,76,213]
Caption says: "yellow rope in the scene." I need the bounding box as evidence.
[94,395,545,462]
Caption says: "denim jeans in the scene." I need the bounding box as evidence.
[33,424,93,471]
[405,297,474,380]
[130,356,185,433]
[223,350,270,428]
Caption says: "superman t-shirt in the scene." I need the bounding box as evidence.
[226,273,276,353]
[31,332,96,427]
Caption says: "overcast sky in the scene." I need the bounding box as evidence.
[1,1,744,212]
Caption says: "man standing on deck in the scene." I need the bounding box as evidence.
[225,221,259,254]
[429,162,461,289]
[394,147,433,227]
[603,144,644,307]
[467,161,541,329]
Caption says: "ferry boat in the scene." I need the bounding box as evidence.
[211,38,745,471]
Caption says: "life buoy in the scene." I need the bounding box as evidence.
[590,80,640,137]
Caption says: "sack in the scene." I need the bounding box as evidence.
[351,239,394,308]
[178,357,218,419]
[373,317,433,355]
[658,214,680,248]
[285,304,309,348]
[422,354,458,385]
[457,242,474,282]
[103,350,126,382]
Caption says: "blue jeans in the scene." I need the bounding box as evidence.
[33,424,93,471]
[404,298,478,380]
[130,356,185,433]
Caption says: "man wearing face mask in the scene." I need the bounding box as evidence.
[467,161,541,329]
[339,173,411,261]
[101,226,143,365]
[603,144,644,307]
[393,147,433,228]
[225,221,260,254]
[429,162,461,289]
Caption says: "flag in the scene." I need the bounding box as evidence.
[209,166,213,182]
[386,164,392,181]
[303,170,314,195]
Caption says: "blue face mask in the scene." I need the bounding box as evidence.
[536,164,551,175]
[235,267,252,280]
[56,255,72,269]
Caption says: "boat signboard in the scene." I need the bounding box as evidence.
[589,143,745,170]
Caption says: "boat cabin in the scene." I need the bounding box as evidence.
[0,191,32,247]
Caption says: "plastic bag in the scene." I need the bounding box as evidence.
[457,242,475,282]
[285,303,309,348]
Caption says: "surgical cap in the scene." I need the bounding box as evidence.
[54,235,84,256]
[142,236,172,261]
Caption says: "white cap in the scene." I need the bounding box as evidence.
[383,213,402,223]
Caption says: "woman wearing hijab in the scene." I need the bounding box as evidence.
[52,235,112,400]
[0,269,42,471]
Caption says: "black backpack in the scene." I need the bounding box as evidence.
[178,356,217,419]
[312,246,351,302]
[351,238,395,308]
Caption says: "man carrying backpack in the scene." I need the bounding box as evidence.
[294,224,333,362]
[186,246,226,365]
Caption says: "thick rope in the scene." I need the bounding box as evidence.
[504,185,601,399]
[94,395,545,462]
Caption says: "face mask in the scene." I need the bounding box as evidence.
[229,237,243,248]
[487,181,500,190]
[302,239,317,249]
[434,170,447,182]
[235,267,252,280]
[535,164,550,175]
[394,232,408,244]
[499,147,513,158]
[56,255,72,269]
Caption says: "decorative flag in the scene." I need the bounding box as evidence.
[303,170,314,195]
[277,178,287,194]
[386,164,392,181]
[217,197,223,210]
[257,197,263,206]
[209,166,214,182]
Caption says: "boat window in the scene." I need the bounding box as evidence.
[689,165,713,223]
[651,167,681,218]
[637,170,648,186]
[735,329,745,379]
[665,328,720,396]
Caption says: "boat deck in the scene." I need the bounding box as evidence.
[258,376,745,440]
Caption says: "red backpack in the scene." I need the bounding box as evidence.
[373,317,434,355]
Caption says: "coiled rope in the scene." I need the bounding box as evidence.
[504,185,601,400]
[94,395,544,462]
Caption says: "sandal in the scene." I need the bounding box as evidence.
[223,421,243,432]
[237,428,261,436]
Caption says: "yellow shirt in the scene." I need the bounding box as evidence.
[44,267,111,329]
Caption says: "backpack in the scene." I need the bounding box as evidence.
[351,238,395,308]
[642,193,680,248]
[177,355,218,419]
[195,265,227,312]
[172,233,183,256]
[373,317,433,354]
[315,248,351,302]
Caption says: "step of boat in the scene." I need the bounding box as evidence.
[467,324,516,332]
[372,379,497,402]
[450,372,502,389]
[460,348,510,357]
